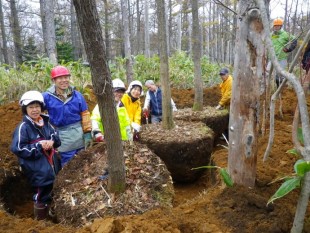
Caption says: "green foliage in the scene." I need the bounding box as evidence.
[192,165,233,187]
[267,177,301,205]
[294,159,310,177]
[133,54,160,83]
[297,127,304,145]
[286,148,300,157]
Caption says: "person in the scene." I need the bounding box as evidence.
[215,68,233,110]
[43,65,92,167]
[91,78,132,141]
[270,18,297,87]
[10,91,61,220]
[143,80,177,123]
[121,80,143,140]
[302,41,310,74]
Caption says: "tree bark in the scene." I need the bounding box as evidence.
[40,0,57,64]
[73,0,126,194]
[9,0,23,65]
[191,0,203,111]
[228,1,265,187]
[0,0,9,65]
[156,0,174,130]
[103,0,110,61]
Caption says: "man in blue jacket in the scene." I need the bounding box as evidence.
[143,80,177,123]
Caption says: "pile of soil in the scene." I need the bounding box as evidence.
[0,86,309,233]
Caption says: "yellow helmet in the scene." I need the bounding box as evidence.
[273,18,283,26]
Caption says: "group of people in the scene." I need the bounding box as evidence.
[10,65,176,220]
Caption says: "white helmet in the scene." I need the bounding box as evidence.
[127,80,144,96]
[112,78,126,91]
[19,91,45,106]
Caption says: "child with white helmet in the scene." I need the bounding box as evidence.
[11,91,61,220]
[91,78,132,141]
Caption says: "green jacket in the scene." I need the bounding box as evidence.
[271,29,296,61]
[91,104,131,140]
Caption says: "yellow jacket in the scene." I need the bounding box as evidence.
[91,104,131,140]
[121,93,142,125]
[219,75,233,107]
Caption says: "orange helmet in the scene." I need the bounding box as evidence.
[50,65,71,79]
[273,18,283,26]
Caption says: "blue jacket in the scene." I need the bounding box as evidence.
[149,88,163,116]
[11,114,61,187]
[42,85,88,127]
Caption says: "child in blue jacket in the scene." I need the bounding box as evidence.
[11,91,61,220]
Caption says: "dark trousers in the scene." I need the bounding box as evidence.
[32,183,53,205]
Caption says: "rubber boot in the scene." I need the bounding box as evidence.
[34,203,48,220]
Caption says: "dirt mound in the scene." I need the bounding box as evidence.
[53,142,173,227]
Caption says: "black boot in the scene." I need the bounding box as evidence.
[34,203,48,220]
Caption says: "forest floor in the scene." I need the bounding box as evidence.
[0,86,309,233]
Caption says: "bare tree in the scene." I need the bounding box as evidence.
[73,0,126,193]
[156,0,174,130]
[0,0,9,65]
[228,0,266,187]
[120,0,133,83]
[144,0,150,57]
[70,0,83,61]
[102,0,111,61]
[191,0,203,111]
[40,0,57,64]
[9,0,22,65]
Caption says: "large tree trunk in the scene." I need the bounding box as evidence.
[144,0,150,57]
[120,0,133,83]
[40,0,57,64]
[228,0,265,187]
[70,0,83,61]
[191,0,203,111]
[156,0,174,130]
[0,0,9,65]
[9,0,23,65]
[73,0,126,193]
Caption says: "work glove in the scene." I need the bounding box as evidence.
[283,47,289,53]
[84,132,92,148]
[131,122,141,132]
[94,132,104,142]
[215,105,223,110]
[126,126,133,141]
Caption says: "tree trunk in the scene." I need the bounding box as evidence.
[120,0,133,83]
[70,0,83,61]
[103,0,110,61]
[144,0,150,57]
[40,0,57,64]
[73,0,126,194]
[0,0,9,65]
[191,0,203,111]
[176,0,182,51]
[9,0,23,65]
[136,0,141,54]
[156,0,174,130]
[228,0,265,187]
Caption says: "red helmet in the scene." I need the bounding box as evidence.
[50,65,71,79]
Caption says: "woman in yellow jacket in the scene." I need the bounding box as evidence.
[91,79,132,141]
[121,80,143,140]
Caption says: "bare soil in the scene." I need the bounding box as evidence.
[0,86,309,233]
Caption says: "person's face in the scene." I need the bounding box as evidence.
[273,25,282,32]
[146,84,157,92]
[220,73,228,81]
[114,89,125,102]
[53,75,70,90]
[130,86,141,98]
[26,102,42,120]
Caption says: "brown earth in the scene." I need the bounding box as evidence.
[0,86,309,233]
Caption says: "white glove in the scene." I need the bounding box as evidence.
[126,126,133,141]
[131,122,141,132]
[215,105,222,110]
